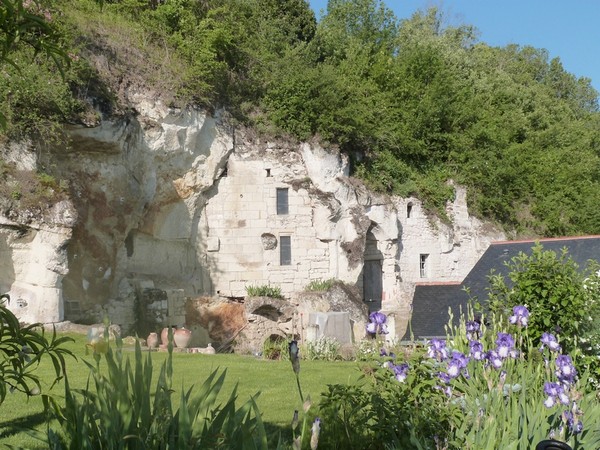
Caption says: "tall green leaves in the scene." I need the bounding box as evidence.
[44,337,269,449]
[0,300,74,405]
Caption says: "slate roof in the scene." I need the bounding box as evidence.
[403,282,463,340]
[404,235,600,341]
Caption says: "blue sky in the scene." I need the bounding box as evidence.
[308,0,600,94]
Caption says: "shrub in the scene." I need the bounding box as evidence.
[303,337,341,361]
[42,332,269,449]
[304,278,338,292]
[245,284,284,299]
[486,243,600,381]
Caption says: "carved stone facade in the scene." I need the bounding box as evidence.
[0,102,505,340]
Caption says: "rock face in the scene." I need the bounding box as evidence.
[0,100,505,339]
[0,140,76,323]
[296,282,368,342]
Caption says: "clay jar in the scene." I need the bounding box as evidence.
[147,332,159,349]
[161,327,172,347]
[173,327,193,349]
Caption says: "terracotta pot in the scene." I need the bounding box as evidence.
[173,327,192,348]
[147,332,159,349]
[161,327,173,346]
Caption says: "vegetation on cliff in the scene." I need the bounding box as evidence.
[1,0,600,237]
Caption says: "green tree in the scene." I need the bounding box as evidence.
[486,243,600,375]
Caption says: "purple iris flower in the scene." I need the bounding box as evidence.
[555,355,577,385]
[434,383,453,397]
[486,349,503,369]
[466,320,481,340]
[381,348,396,359]
[446,351,470,379]
[495,332,516,358]
[370,311,386,324]
[392,363,410,382]
[509,305,529,327]
[427,339,449,361]
[543,382,570,407]
[438,372,451,384]
[366,311,389,336]
[469,340,485,361]
[540,332,562,352]
[564,410,583,434]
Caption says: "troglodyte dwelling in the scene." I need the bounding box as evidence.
[0,105,504,342]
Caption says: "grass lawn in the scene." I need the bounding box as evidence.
[0,333,362,448]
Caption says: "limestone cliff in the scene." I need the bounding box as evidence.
[0,97,504,337]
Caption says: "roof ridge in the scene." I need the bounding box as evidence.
[492,235,600,245]
[414,281,462,286]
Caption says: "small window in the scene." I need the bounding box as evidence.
[407,202,413,218]
[419,254,428,278]
[276,188,289,215]
[280,236,291,265]
[266,168,271,177]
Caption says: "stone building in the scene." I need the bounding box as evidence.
[0,104,504,339]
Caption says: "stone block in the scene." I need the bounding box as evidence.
[229,280,247,293]
[207,237,220,252]
[241,271,264,282]
[310,260,329,270]
[267,273,284,283]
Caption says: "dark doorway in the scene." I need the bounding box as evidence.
[363,259,382,312]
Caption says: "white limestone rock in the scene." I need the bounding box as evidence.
[0,99,504,332]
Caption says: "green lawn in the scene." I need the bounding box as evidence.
[0,333,361,448]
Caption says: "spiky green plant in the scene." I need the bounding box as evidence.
[304,279,338,292]
[42,332,269,449]
[245,284,284,299]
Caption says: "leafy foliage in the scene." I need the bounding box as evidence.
[319,348,459,449]
[303,337,341,361]
[444,309,600,449]
[43,335,270,449]
[486,243,600,381]
[3,0,600,236]
[0,296,75,405]
[262,334,288,360]
[319,306,600,449]
[0,0,72,129]
[304,278,338,292]
[245,284,284,299]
